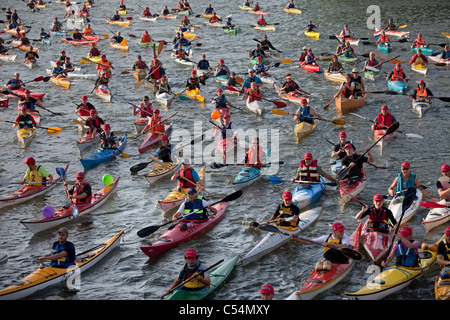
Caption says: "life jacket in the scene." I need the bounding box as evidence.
[395,239,419,267]
[141,33,151,43]
[83,26,93,34]
[367,59,378,67]
[178,167,196,188]
[213,95,227,108]
[149,66,161,79]
[442,239,450,261]
[379,34,389,43]
[78,104,92,117]
[20,99,35,110]
[97,59,111,72]
[183,196,207,219]
[186,77,200,90]
[89,48,100,56]
[28,165,46,183]
[341,28,352,37]
[395,173,416,194]
[72,182,92,205]
[341,83,353,98]
[415,87,428,99]
[139,103,153,117]
[9,78,23,90]
[257,18,267,26]
[149,115,164,134]
[156,83,170,94]
[376,112,393,129]
[101,133,117,149]
[143,10,151,17]
[210,16,219,23]
[352,75,362,91]
[414,38,426,47]
[392,68,405,81]
[299,159,319,182]
[181,262,208,290]
[367,207,390,232]
[86,116,102,131]
[50,242,76,268]
[158,144,173,162]
[441,180,450,200]
[197,60,210,70]
[323,234,349,263]
[297,106,313,123]
[276,204,299,228]
[218,122,234,140]
[246,88,261,103]
[246,145,265,169]
[17,113,34,129]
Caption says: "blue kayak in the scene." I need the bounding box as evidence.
[292,177,325,209]
[377,43,391,53]
[232,149,271,191]
[80,135,127,169]
[410,45,434,56]
[388,80,407,94]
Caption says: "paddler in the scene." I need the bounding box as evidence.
[260,34,280,53]
[38,227,76,268]
[336,73,355,99]
[119,0,126,11]
[339,24,354,39]
[371,104,397,132]
[249,43,266,60]
[241,70,262,92]
[225,17,235,29]
[355,193,398,233]
[209,12,221,24]
[72,28,84,41]
[84,109,105,135]
[290,222,353,269]
[350,68,365,97]
[340,142,374,179]
[237,136,267,169]
[132,55,149,73]
[411,33,427,48]
[62,57,75,73]
[133,95,154,120]
[440,44,450,61]
[226,72,241,89]
[110,10,123,22]
[50,17,63,32]
[387,161,438,201]
[164,248,211,296]
[252,56,270,75]
[75,95,96,118]
[154,76,173,95]
[100,123,119,149]
[265,191,300,228]
[242,81,264,105]
[326,54,343,73]
[97,54,114,74]
[80,5,90,18]
[305,20,318,32]
[196,54,212,75]
[93,70,111,91]
[19,32,31,46]
[51,60,67,78]
[180,15,193,30]
[14,106,38,129]
[154,135,178,163]
[161,5,170,15]
[140,30,152,44]
[362,52,380,72]
[376,30,390,44]
[214,114,238,143]
[64,172,92,206]
[146,58,166,84]
[290,152,337,183]
[185,70,205,92]
[303,48,318,66]
[171,158,205,191]
[182,0,193,13]
[214,59,231,77]
[6,72,25,90]
[212,88,236,116]
[57,50,69,64]
[111,31,124,44]
[141,109,170,136]
[204,3,214,14]
[39,28,50,41]
[331,131,358,160]
[381,226,420,268]
[407,80,434,102]
[260,284,274,300]
[88,42,100,58]
[280,73,307,95]
[384,18,397,31]
[173,188,217,223]
[24,46,39,64]
[142,7,152,17]
[436,227,450,267]
[257,15,267,27]
[386,62,408,82]
[174,44,190,61]
[20,157,53,185]
[436,164,450,201]
[409,48,428,66]
[335,39,346,55]
[253,2,262,11]
[341,41,357,59]
[18,89,44,111]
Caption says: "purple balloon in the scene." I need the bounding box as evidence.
[43,205,55,218]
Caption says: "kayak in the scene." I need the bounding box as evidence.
[215,75,229,84]
[80,135,127,169]
[249,10,268,15]
[239,5,253,11]
[246,98,265,115]
[335,34,360,46]
[62,35,99,45]
[240,207,322,266]
[138,125,172,154]
[324,71,346,82]
[0,230,123,300]
[300,61,321,73]
[337,54,358,63]
[207,21,226,28]
[364,67,380,80]
[133,69,147,82]
[137,41,158,48]
[106,19,130,27]
[345,234,443,300]
[159,14,177,19]
[374,28,409,38]
[176,10,190,15]
[24,59,37,70]
[51,76,70,89]
[217,137,236,163]
[412,99,432,118]
[94,85,112,102]
[422,200,450,232]
[274,84,309,104]
[294,121,317,142]
[155,92,174,107]
[339,169,367,203]
[411,45,434,56]
[411,63,427,75]
[374,128,396,153]
[164,255,240,300]
[292,178,325,209]
[232,150,271,191]
[13,45,39,52]
[335,94,366,114]
[174,58,196,67]
[0,53,17,62]
[185,88,205,102]
[435,269,450,300]
[139,15,157,22]
[388,189,423,225]
[429,54,450,66]
[361,219,393,264]
[0,164,68,210]
[221,85,241,96]
[284,8,302,14]
[46,68,97,79]
[66,17,86,29]
[77,131,100,151]
[110,41,129,51]
[377,42,391,53]
[17,127,35,148]
[118,10,127,15]
[304,30,320,38]
[157,166,206,213]
[140,202,227,258]
[224,27,237,35]
[20,177,120,233]
[50,61,81,72]
[388,80,407,94]
[286,222,362,300]
[145,157,181,185]
[50,30,68,36]
[253,25,276,31]
[8,88,45,100]
[0,98,8,108]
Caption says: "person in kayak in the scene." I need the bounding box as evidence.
[84,109,105,135]
[290,152,337,183]
[110,10,123,22]
[154,135,178,163]
[331,131,358,160]
[97,54,114,74]
[376,30,390,45]
[24,46,38,65]
[362,52,381,72]
[180,15,193,30]
[146,58,166,84]
[185,70,205,92]
[209,12,221,24]
[64,171,92,206]
[303,48,318,66]
[257,15,267,26]
[38,227,76,268]
[226,72,242,89]
[171,158,205,191]
[355,193,398,233]
[260,284,274,300]
[141,109,170,136]
[241,70,263,92]
[339,24,354,39]
[280,73,307,95]
[384,18,397,31]
[119,0,126,11]
[252,56,270,76]
[62,57,75,73]
[196,54,211,75]
[93,70,110,91]
[381,226,420,268]
[371,104,397,132]
[387,161,438,201]
[242,81,264,106]
[50,17,63,32]
[436,227,450,268]
[286,0,296,8]
[100,123,119,149]
[225,17,235,29]
[88,42,100,58]
[411,33,427,48]
[336,73,355,98]
[212,88,236,115]
[142,7,152,17]
[75,95,96,118]
[164,248,211,295]
[407,80,434,102]
[350,68,365,97]
[140,30,152,44]
[237,136,267,169]
[327,54,343,73]
[253,2,262,11]
[39,28,50,41]
[290,222,353,268]
[341,41,357,59]
[6,73,25,90]
[20,157,53,185]
[340,142,373,179]
[132,55,149,73]
[18,89,44,111]
[294,98,323,125]
[440,44,450,61]
[436,164,450,201]
[154,76,173,95]
[51,60,67,78]
[249,43,266,61]
[260,34,280,53]
[14,106,38,129]
[215,59,231,77]
[134,95,154,120]
[173,187,218,222]
[335,39,346,56]
[161,5,171,15]
[410,48,428,66]
[214,114,238,144]
[386,62,408,82]
[111,31,124,44]
[204,3,214,14]
[71,28,84,41]
[265,191,300,228]
[305,20,318,32]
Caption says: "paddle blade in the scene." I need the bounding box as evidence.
[56,167,66,179]
[137,225,159,238]
[271,109,289,116]
[329,119,346,125]
[178,95,190,101]
[269,176,283,184]
[47,127,62,134]
[217,190,243,204]
[420,201,447,209]
[72,204,79,218]
[258,224,281,233]
[385,121,399,135]
[130,161,152,173]
[272,100,287,108]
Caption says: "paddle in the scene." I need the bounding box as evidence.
[252,37,282,53]
[134,64,162,89]
[136,190,243,238]
[258,224,363,261]
[161,258,225,299]
[176,64,220,98]
[323,88,342,110]
[130,134,206,173]
[235,86,287,108]
[349,112,423,139]
[336,122,399,181]
[0,119,61,133]
[271,109,346,125]
[56,167,79,218]
[377,187,417,267]
[2,89,63,116]
[420,201,450,209]
[129,112,178,140]
[268,175,337,186]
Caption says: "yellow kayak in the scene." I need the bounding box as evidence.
[17,127,35,148]
[186,88,205,102]
[411,63,427,75]
[118,10,127,15]
[133,69,147,82]
[106,19,130,27]
[324,71,346,82]
[294,120,317,142]
[253,25,276,31]
[201,13,221,19]
[51,76,70,89]
[304,30,320,38]
[284,7,302,14]
[239,5,253,11]
[110,40,129,51]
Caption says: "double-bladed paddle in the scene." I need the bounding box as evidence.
[268,175,337,186]
[56,167,79,218]
[258,224,363,260]
[271,109,346,125]
[0,119,61,133]
[420,201,450,209]
[225,86,287,108]
[136,190,243,238]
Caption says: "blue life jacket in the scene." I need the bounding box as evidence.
[298,106,313,124]
[395,173,416,194]
[183,196,207,220]
[395,239,419,267]
[50,241,76,268]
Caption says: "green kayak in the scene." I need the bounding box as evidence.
[164,255,240,300]
[137,41,158,48]
[224,28,237,35]
[338,54,357,63]
[251,57,266,65]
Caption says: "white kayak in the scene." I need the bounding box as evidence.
[389,189,423,225]
[412,99,432,118]
[246,98,265,115]
[422,200,450,232]
[46,69,97,79]
[240,207,323,265]
[155,92,174,107]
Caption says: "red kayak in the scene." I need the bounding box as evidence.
[138,125,172,154]
[361,219,393,264]
[77,131,100,151]
[62,34,100,46]
[140,202,227,258]
[9,87,45,100]
[217,137,236,162]
[300,61,321,73]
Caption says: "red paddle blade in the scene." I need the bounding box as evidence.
[33,76,44,81]
[126,17,133,20]
[272,100,287,107]
[224,85,238,92]
[420,201,447,209]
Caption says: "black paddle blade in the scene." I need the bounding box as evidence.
[386,121,400,135]
[130,161,151,173]
[258,224,280,233]
[402,187,417,213]
[219,190,243,203]
[137,225,160,238]
[340,247,363,261]
[336,166,351,181]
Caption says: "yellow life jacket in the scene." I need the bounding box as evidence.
[28,165,46,184]
[324,234,341,253]
[182,263,207,290]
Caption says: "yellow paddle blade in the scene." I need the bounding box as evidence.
[197,96,205,102]
[271,109,289,116]
[101,34,110,38]
[441,32,450,37]
[282,59,294,63]
[235,76,244,83]
[79,59,86,64]
[330,119,346,125]
[398,25,407,29]
[121,152,131,158]
[134,79,145,89]
[73,118,84,126]
[47,127,62,133]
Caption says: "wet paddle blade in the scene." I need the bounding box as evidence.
[272,100,287,107]
[420,201,448,209]
[130,161,152,173]
[271,109,289,116]
[269,176,283,184]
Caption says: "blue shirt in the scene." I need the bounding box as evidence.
[242,75,262,89]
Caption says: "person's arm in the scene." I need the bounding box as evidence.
[415,177,438,201]
[388,177,398,197]
[355,205,369,220]
[205,200,218,214]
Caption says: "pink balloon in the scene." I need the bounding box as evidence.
[43,205,55,218]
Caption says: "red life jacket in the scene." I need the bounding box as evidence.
[246,145,265,169]
[414,38,425,46]
[367,59,378,67]
[141,34,151,43]
[139,103,153,117]
[376,113,393,129]
[379,34,389,43]
[367,207,390,232]
[246,88,261,102]
[391,68,405,81]
[178,167,196,188]
[342,83,353,98]
[72,182,92,205]
[299,159,319,182]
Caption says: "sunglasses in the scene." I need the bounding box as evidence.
[77,177,84,180]
[402,168,410,171]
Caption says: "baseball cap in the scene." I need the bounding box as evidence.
[81,95,88,100]
[381,104,389,110]
[161,135,168,141]
[23,157,35,165]
[440,164,449,172]
[400,226,412,237]
[304,152,313,160]
[332,222,346,231]
[445,226,450,235]
[185,248,197,258]
[223,114,230,119]
[344,142,353,149]
[373,194,384,201]
[260,284,274,294]
[57,227,69,235]
[187,187,197,195]
[102,123,110,130]
[181,158,190,164]
[282,191,292,199]
[89,109,97,115]
[339,131,347,137]
[401,161,410,168]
